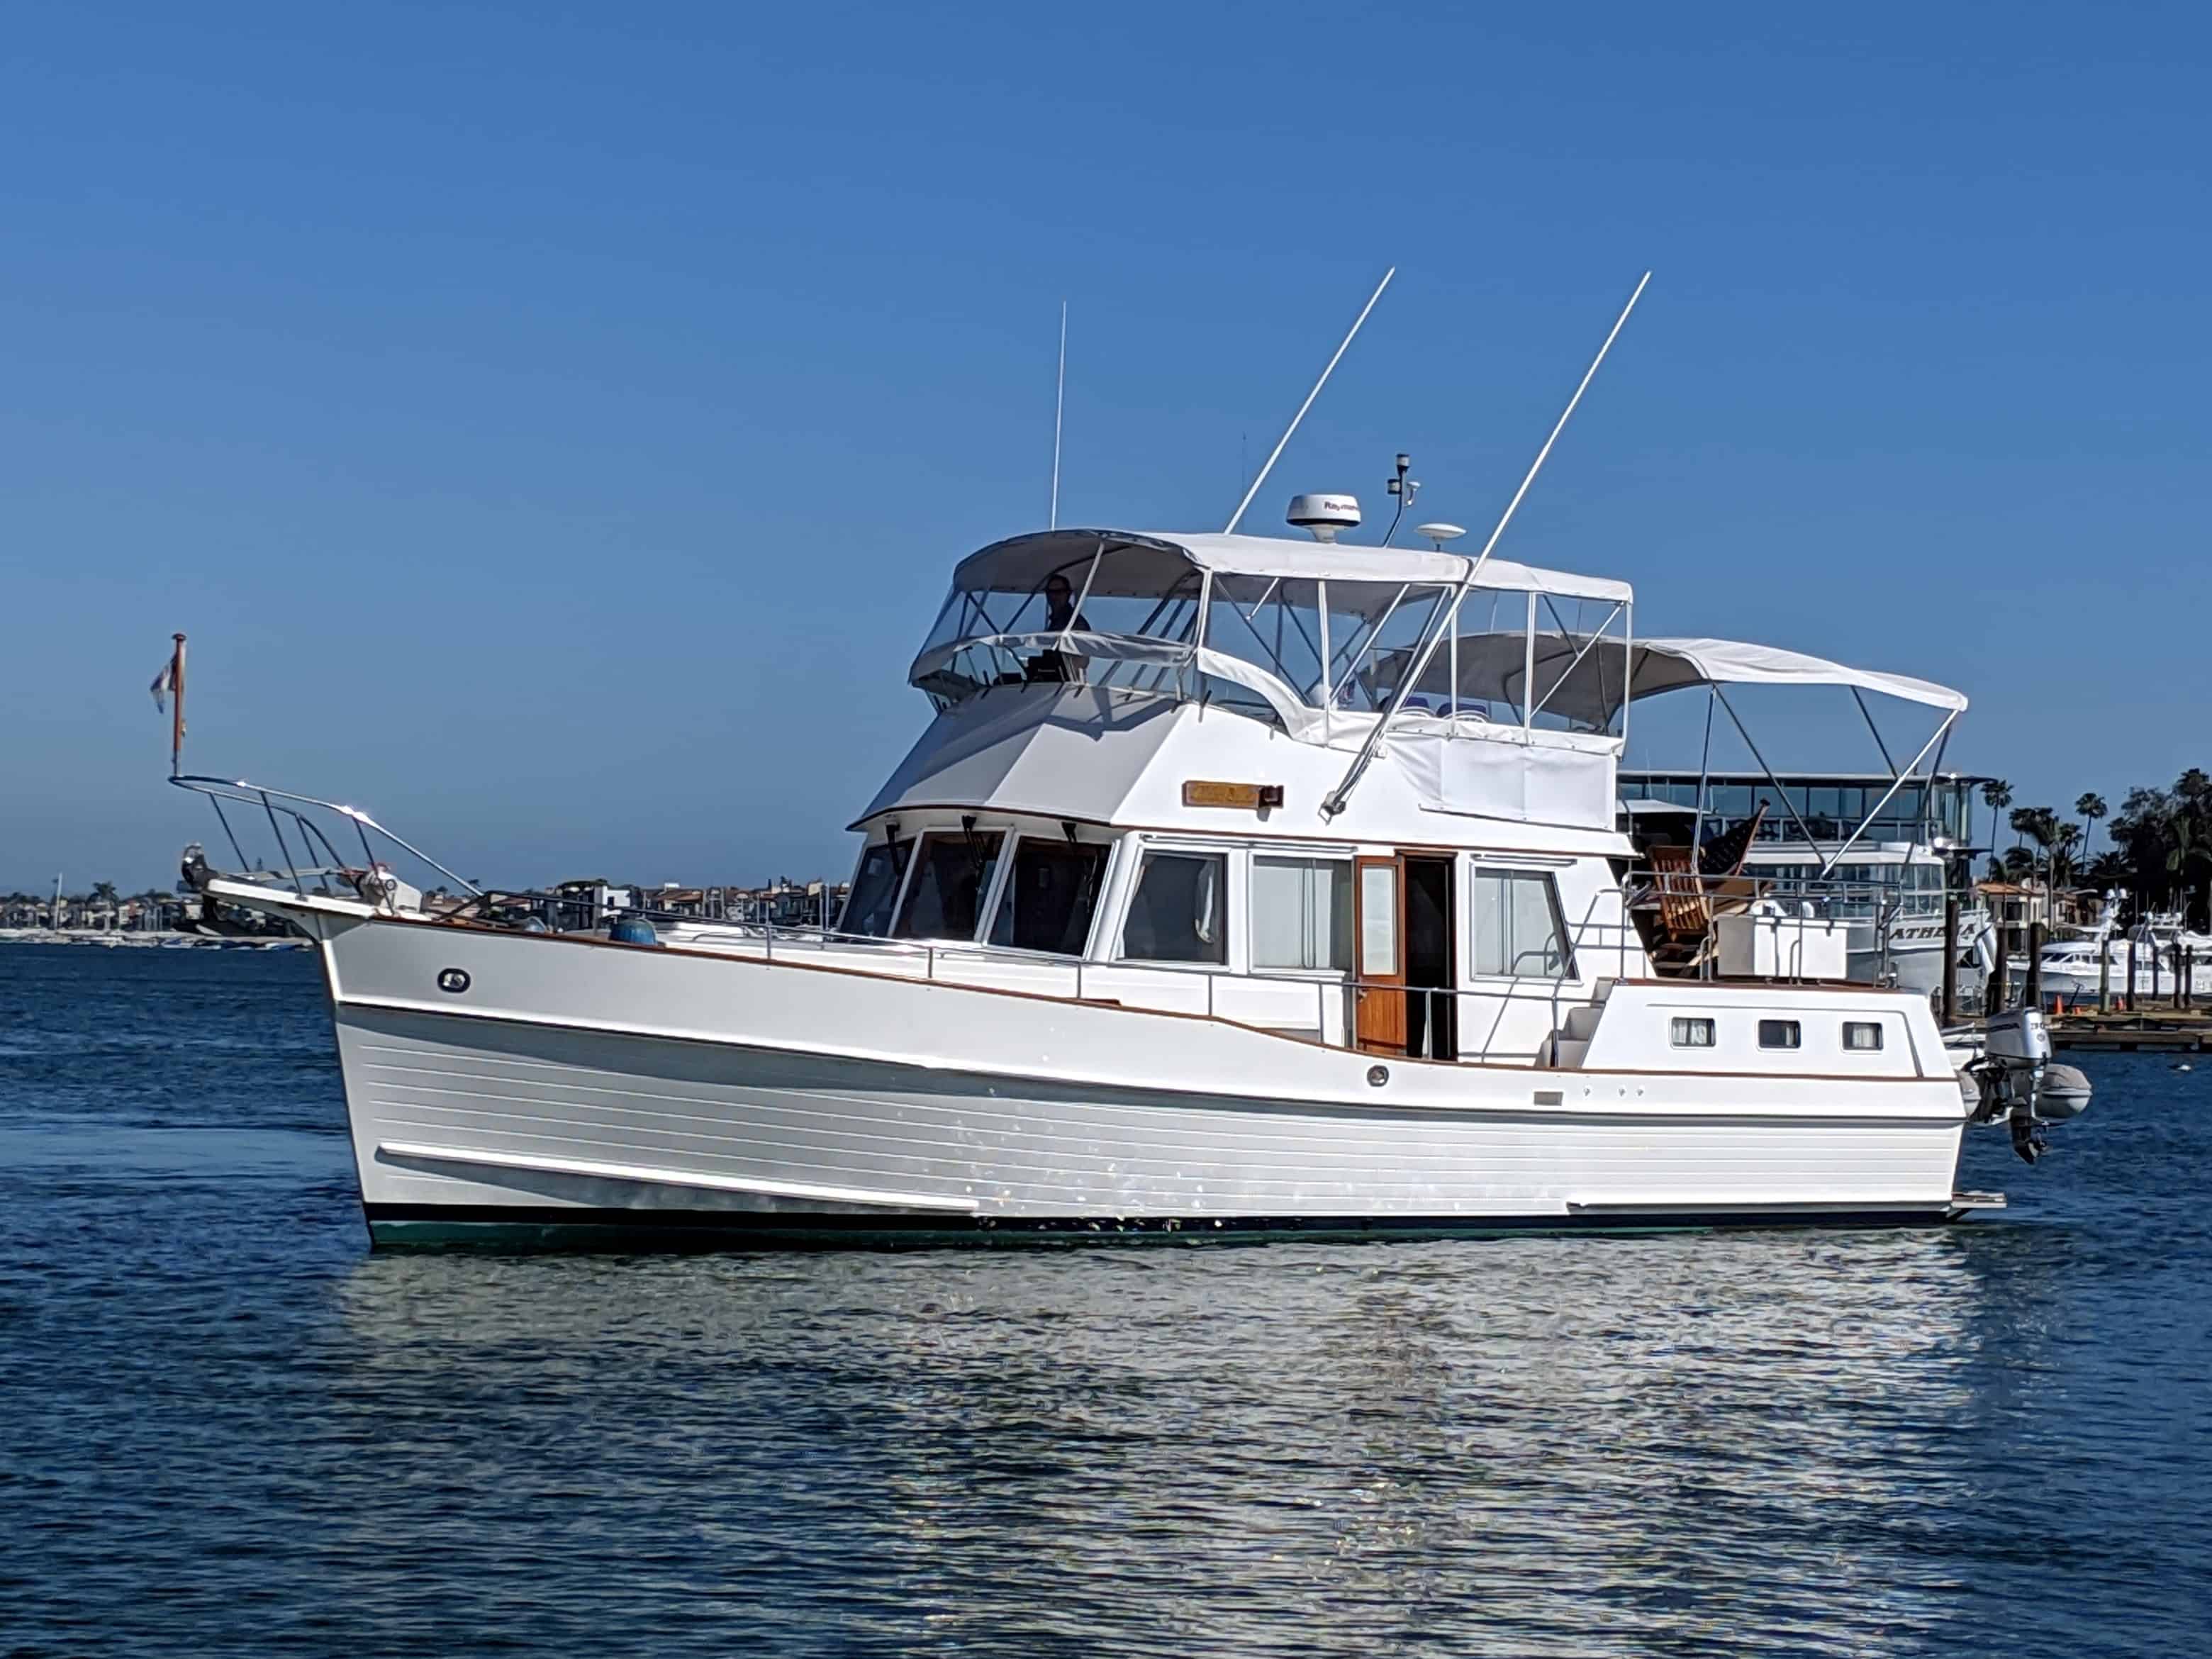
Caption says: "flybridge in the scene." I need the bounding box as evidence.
[907,527,1636,747]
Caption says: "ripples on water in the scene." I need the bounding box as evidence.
[1,947,2207,1656]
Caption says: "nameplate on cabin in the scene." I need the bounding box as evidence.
[1182,781,1285,810]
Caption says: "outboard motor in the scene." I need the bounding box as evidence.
[1969,1007,2092,1163]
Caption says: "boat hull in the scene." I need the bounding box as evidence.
[298,909,1972,1248]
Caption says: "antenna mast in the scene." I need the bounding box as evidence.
[1320,270,1652,817]
[1224,267,1395,535]
[1049,301,1067,530]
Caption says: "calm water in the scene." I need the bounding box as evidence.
[1,946,2206,1656]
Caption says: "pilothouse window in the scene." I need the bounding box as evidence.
[1120,851,1227,965]
[893,831,1003,942]
[842,841,910,937]
[989,838,1109,955]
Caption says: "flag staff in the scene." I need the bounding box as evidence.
[151,633,186,778]
[172,633,186,777]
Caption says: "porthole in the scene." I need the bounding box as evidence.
[1843,1020,1884,1052]
[1670,1017,1716,1048]
[1758,1019,1802,1050]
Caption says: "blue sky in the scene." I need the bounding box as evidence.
[4,2,2207,890]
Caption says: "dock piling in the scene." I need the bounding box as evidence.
[2026,921,2045,1012]
[1941,893,1959,1026]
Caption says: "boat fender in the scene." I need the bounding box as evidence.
[609,915,659,947]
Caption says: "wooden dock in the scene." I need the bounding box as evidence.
[2047,1011,2212,1053]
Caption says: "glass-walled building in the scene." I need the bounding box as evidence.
[1617,772,1989,851]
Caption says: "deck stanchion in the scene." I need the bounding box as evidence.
[1941,893,1960,1026]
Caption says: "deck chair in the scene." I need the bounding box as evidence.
[1635,805,1767,970]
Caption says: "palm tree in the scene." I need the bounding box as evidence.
[2076,792,2108,860]
[1982,779,2013,850]
[2050,822,2084,890]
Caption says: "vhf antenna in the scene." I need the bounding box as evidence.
[1049,300,1067,530]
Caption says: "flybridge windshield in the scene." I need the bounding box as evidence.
[907,530,1637,736]
[914,542,1204,704]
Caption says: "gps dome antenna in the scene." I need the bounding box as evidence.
[1224,267,1395,535]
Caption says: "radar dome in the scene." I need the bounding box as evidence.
[1286,493,1361,542]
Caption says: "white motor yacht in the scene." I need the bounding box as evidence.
[178,518,2087,1245]
[2021,906,2212,1002]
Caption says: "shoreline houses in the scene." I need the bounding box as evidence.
[417,876,851,932]
[7,876,850,938]
[1,890,193,932]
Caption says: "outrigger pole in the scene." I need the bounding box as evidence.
[1321,270,1651,818]
[1224,267,1395,535]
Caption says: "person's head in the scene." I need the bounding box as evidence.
[1045,574,1073,616]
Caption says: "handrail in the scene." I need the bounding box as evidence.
[172,775,485,900]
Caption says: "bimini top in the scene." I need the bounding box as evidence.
[1405,632,1967,728]
[949,529,1634,606]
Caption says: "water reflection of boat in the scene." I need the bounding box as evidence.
[325,1231,1994,1647]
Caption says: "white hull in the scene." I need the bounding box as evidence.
[285,899,1974,1244]
[2021,964,2212,1001]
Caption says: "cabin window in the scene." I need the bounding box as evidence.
[893,830,1004,942]
[988,838,1109,955]
[841,840,910,937]
[1758,1019,1802,1050]
[1843,1020,1884,1052]
[1470,869,1575,979]
[1670,1017,1715,1048]
[1251,857,1353,972]
[1119,851,1227,965]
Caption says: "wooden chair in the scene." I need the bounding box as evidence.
[1636,805,1767,971]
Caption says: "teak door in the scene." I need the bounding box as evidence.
[1354,856,1405,1053]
